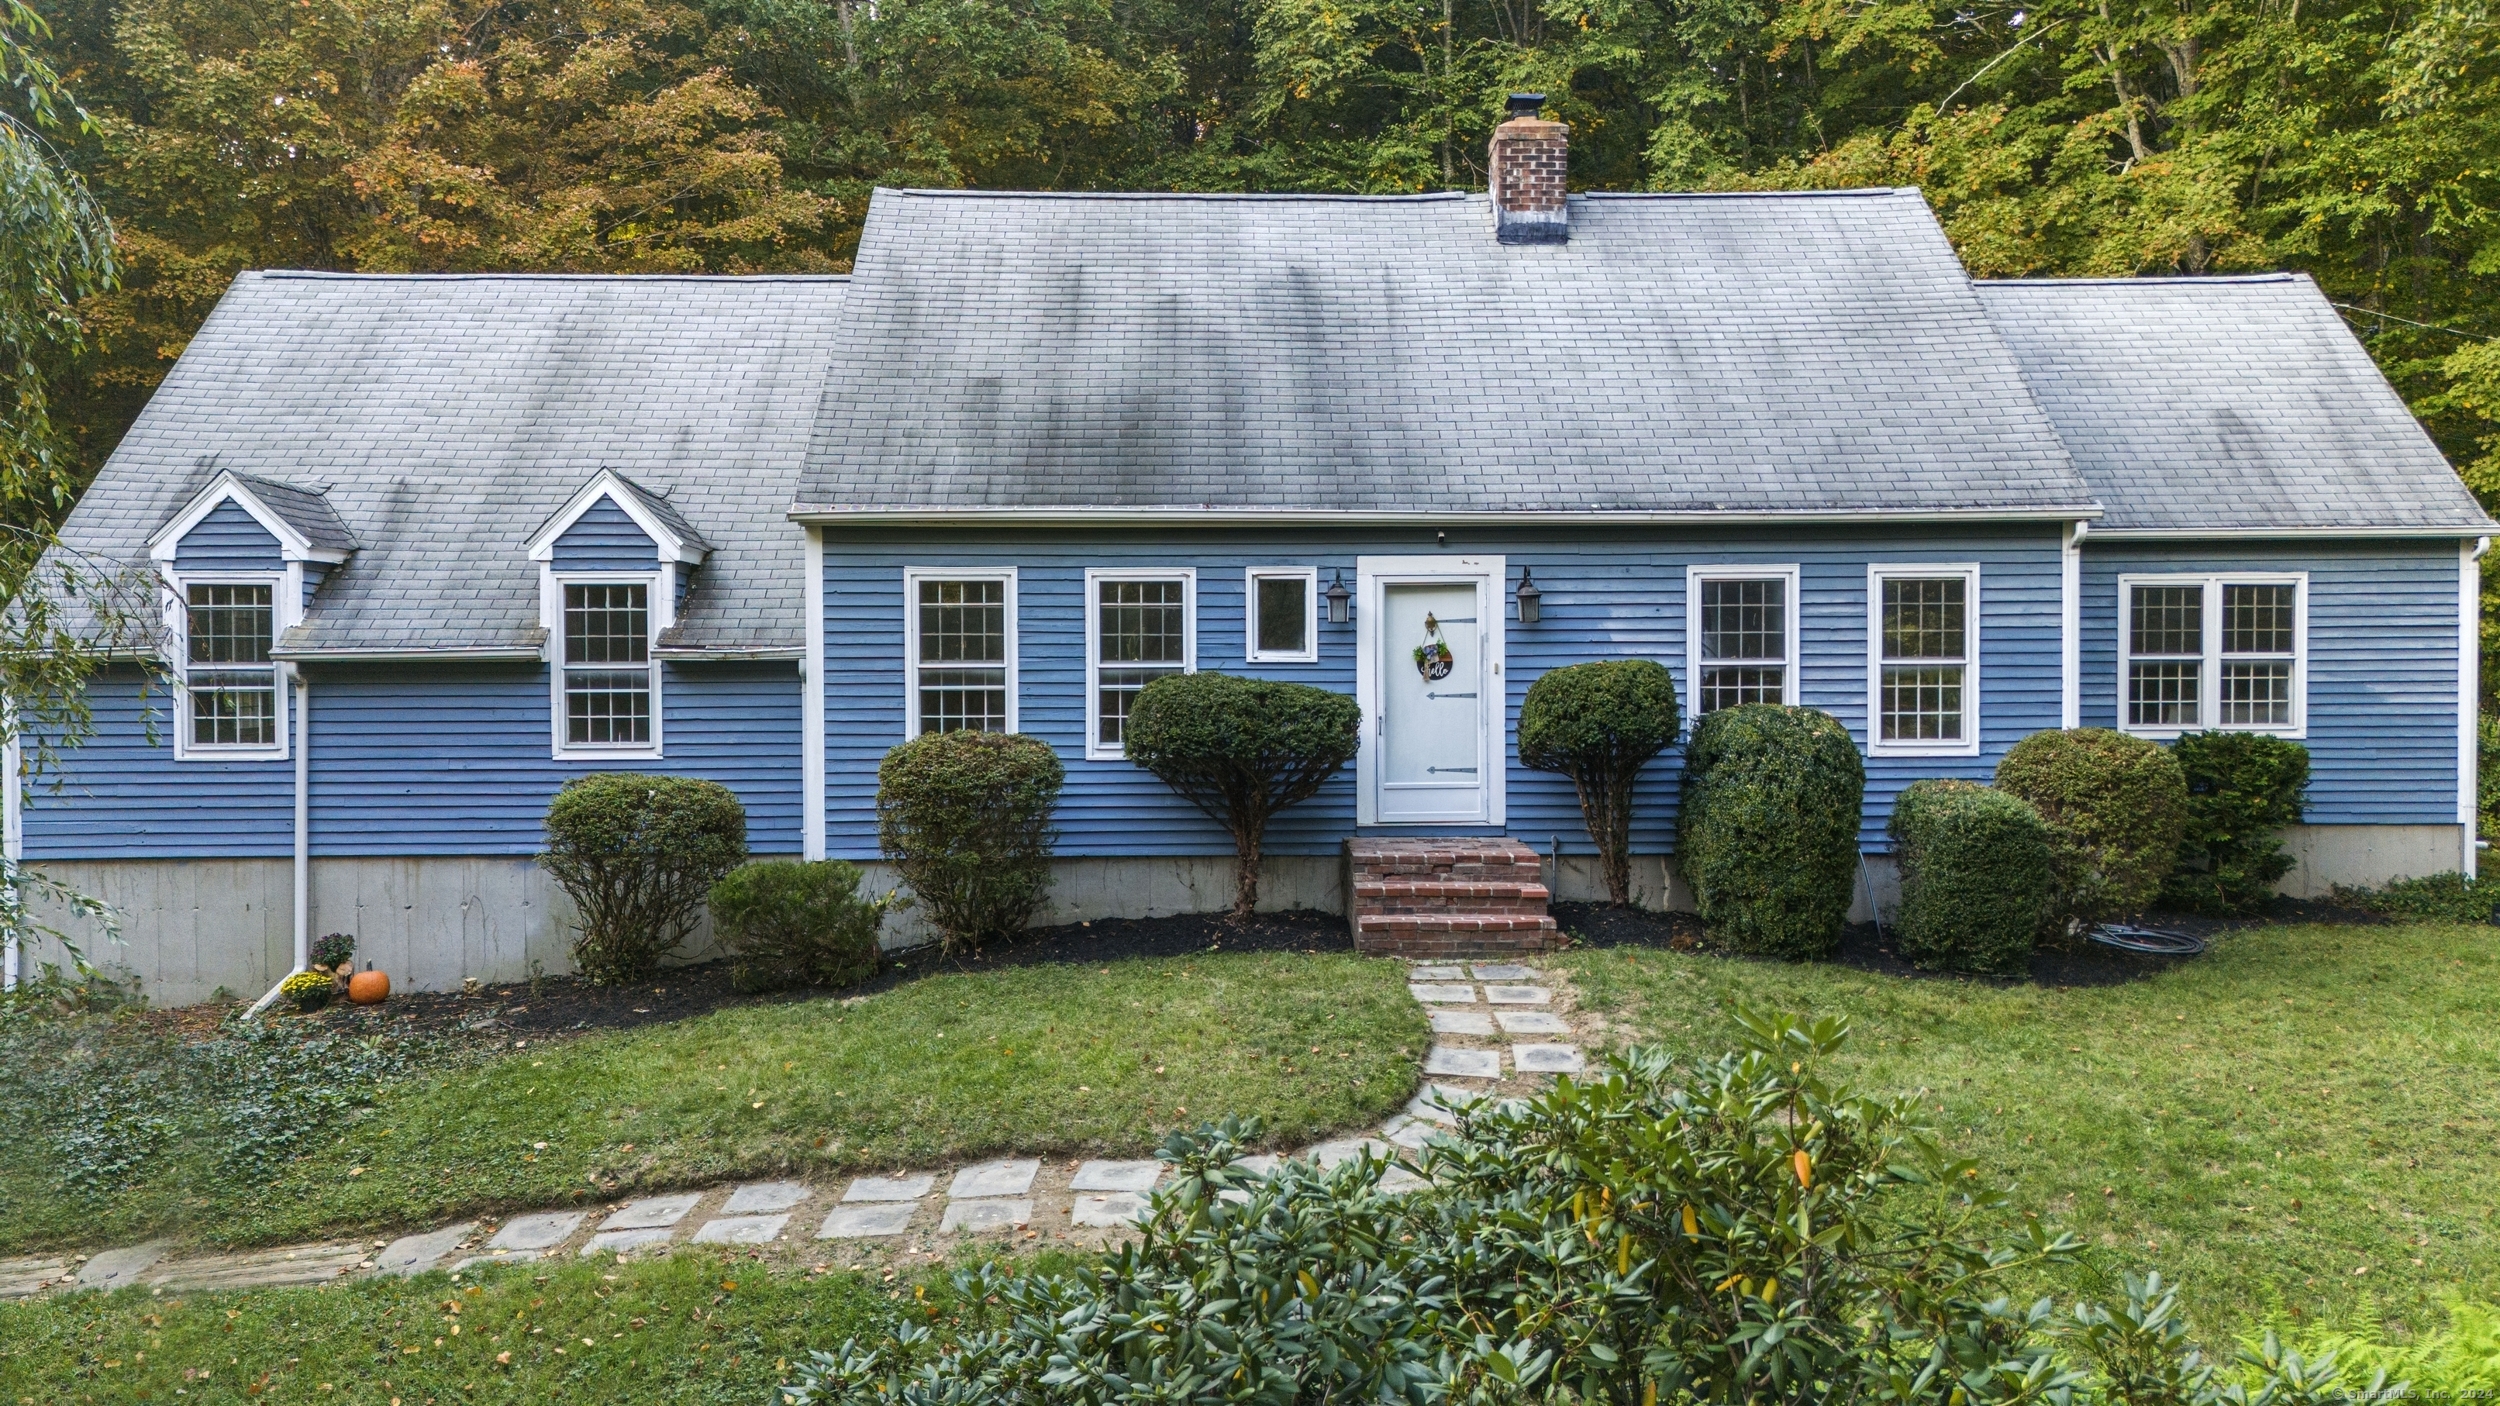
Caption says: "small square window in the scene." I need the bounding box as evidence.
[1246,568,1318,663]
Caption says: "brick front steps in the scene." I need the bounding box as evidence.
[1345,838,1559,958]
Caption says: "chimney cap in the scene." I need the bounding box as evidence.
[1505,93,1547,119]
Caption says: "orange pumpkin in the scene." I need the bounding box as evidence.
[346,969,391,1004]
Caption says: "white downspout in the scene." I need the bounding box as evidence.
[2465,536,2489,879]
[2061,520,2087,730]
[803,526,826,862]
[243,666,310,1018]
[4,718,20,992]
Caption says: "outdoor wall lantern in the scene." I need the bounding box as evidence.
[1325,569,1353,625]
[1514,567,1543,624]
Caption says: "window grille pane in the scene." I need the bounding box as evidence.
[1880,665,1964,741]
[190,668,277,746]
[187,583,273,665]
[1097,667,1180,747]
[2220,661,2292,726]
[566,668,652,744]
[1255,576,1308,654]
[2129,585,2202,657]
[918,668,1007,734]
[919,579,1005,664]
[1699,665,1784,714]
[1881,578,1965,661]
[1700,579,1785,661]
[1097,579,1186,664]
[2127,661,2201,727]
[564,583,649,665]
[2222,584,2295,655]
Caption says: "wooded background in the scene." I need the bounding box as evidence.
[20,0,2500,639]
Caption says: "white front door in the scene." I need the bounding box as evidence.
[1357,558,1504,826]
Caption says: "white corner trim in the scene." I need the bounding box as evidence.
[1244,565,1321,664]
[900,566,1020,740]
[2113,570,2309,741]
[165,566,293,762]
[1083,568,1197,762]
[545,564,669,760]
[2061,522,2085,729]
[525,470,708,566]
[803,526,827,862]
[1684,563,1802,716]
[1865,562,1983,758]
[147,472,350,566]
[3,706,20,993]
[2464,537,2488,877]
[1352,555,1506,828]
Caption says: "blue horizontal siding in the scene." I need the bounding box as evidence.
[174,500,283,572]
[22,662,803,859]
[552,498,658,570]
[820,526,2067,861]
[2079,540,2464,825]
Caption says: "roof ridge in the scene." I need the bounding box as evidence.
[245,271,853,283]
[1974,273,2300,288]
[879,187,1470,203]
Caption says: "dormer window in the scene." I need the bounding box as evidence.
[187,583,280,746]
[563,582,653,746]
[526,470,711,760]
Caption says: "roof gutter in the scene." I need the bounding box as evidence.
[788,505,2107,527]
[652,646,804,661]
[2085,525,2497,541]
[270,645,546,663]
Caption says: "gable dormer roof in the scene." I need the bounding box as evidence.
[147,470,357,564]
[525,468,713,565]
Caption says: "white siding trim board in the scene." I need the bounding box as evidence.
[2464,537,2489,877]
[804,526,827,862]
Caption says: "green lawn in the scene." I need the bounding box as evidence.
[1553,920,2500,1333]
[0,950,1426,1255]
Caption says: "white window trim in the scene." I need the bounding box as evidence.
[1244,566,1320,664]
[902,566,1020,740]
[1866,562,1983,758]
[166,568,295,761]
[1085,568,1197,761]
[2116,571,2308,740]
[546,567,669,760]
[1685,564,1802,715]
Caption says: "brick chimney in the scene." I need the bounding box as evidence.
[1489,93,1568,245]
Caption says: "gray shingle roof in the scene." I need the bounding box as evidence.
[227,473,359,553]
[1975,274,2489,534]
[794,187,2095,519]
[57,271,847,655]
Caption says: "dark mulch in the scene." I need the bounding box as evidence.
[1553,895,2389,990]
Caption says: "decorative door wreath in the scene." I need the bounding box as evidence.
[1412,613,1455,681]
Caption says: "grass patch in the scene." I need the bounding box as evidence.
[0,950,1424,1255]
[1554,921,2500,1332]
[0,1250,895,1404]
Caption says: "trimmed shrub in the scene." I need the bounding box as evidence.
[2481,713,2500,841]
[540,774,749,985]
[1995,728,2188,933]
[1888,779,2055,974]
[1675,704,1863,959]
[2161,731,2309,915]
[709,860,888,993]
[1124,673,1360,918]
[877,730,1064,952]
[1517,659,1680,905]
[2332,871,2500,925]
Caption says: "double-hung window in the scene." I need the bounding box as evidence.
[560,582,655,749]
[185,583,281,749]
[907,570,1017,735]
[1245,567,1318,663]
[1868,564,1980,755]
[2120,574,2305,736]
[1088,570,1194,758]
[1687,566,1799,715]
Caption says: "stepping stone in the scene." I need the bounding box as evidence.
[1070,1193,1149,1228]
[150,1244,364,1291]
[0,1256,70,1298]
[950,1159,1040,1199]
[1071,1159,1163,1193]
[818,1204,916,1239]
[1408,965,1467,982]
[1406,1083,1476,1124]
[1471,963,1537,981]
[939,1199,1031,1233]
[1378,1165,1430,1194]
[1384,1116,1444,1150]
[1429,1009,1496,1036]
[723,1181,811,1215]
[1424,1045,1502,1079]
[1485,985,1552,1006]
[1494,1010,1570,1035]
[1307,1137,1393,1169]
[1408,983,1477,1004]
[582,1228,675,1257]
[74,1242,167,1292]
[488,1211,585,1253]
[373,1223,477,1278]
[449,1251,540,1273]
[692,1215,789,1245]
[1230,1155,1281,1178]
[844,1173,934,1203]
[1513,1044,1586,1073]
[602,1193,701,1230]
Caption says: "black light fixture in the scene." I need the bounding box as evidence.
[1325,569,1352,625]
[1515,567,1542,624]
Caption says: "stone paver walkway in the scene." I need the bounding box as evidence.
[2,957,1590,1297]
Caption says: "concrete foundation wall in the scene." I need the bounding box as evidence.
[2275,824,2466,898]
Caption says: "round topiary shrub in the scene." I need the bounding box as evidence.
[541,773,750,985]
[1994,728,2187,934]
[1675,704,1864,959]
[1124,673,1360,918]
[710,859,889,993]
[2160,730,2309,915]
[1887,779,2055,975]
[877,730,1065,952]
[1517,659,1680,906]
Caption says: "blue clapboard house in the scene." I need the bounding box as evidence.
[12,106,2488,1001]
